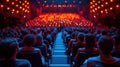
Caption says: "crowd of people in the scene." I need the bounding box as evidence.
[0,26,58,67]
[0,26,120,67]
[62,26,120,67]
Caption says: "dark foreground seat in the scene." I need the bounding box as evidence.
[17,51,44,67]
[87,61,120,67]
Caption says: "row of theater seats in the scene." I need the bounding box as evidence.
[62,27,120,67]
[0,27,59,67]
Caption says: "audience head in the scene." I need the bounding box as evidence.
[85,34,96,49]
[102,30,108,36]
[36,34,43,44]
[44,40,49,47]
[114,30,120,44]
[2,30,10,38]
[21,29,29,36]
[96,30,101,34]
[71,32,76,39]
[0,38,18,59]
[77,33,84,42]
[23,34,35,47]
[98,36,114,55]
[113,35,120,46]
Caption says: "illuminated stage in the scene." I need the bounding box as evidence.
[26,13,93,27]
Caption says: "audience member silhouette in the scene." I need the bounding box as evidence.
[17,34,45,67]
[0,38,31,67]
[82,36,120,67]
[35,34,48,61]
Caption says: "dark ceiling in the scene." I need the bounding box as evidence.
[30,0,89,7]
[40,0,89,5]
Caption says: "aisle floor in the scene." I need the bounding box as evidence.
[50,32,70,67]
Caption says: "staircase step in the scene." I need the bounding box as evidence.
[53,52,65,55]
[55,43,64,45]
[53,50,65,53]
[50,32,70,66]
[55,44,65,47]
[54,47,65,50]
[52,55,67,57]
[51,55,68,64]
[54,46,65,49]
[50,64,70,67]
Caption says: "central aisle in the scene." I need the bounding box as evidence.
[50,32,70,67]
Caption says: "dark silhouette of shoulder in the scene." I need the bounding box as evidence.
[0,59,31,67]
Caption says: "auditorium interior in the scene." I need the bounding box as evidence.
[0,0,120,67]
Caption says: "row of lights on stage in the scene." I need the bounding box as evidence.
[45,4,75,8]
[43,0,82,4]
[26,22,93,27]
[0,0,30,14]
[26,13,93,27]
[90,0,120,17]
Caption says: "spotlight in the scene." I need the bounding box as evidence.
[6,0,9,2]
[0,5,4,8]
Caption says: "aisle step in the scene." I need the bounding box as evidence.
[53,52,65,55]
[54,47,65,50]
[54,45,65,48]
[54,46,65,49]
[53,50,65,53]
[51,55,68,64]
[55,43,64,45]
[50,64,70,67]
[52,55,67,57]
[50,32,70,67]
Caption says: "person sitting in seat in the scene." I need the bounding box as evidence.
[17,34,45,67]
[19,34,40,53]
[72,33,85,57]
[0,38,31,67]
[112,31,120,58]
[76,34,98,56]
[82,36,120,67]
[74,34,98,67]
[35,34,48,61]
[67,32,77,55]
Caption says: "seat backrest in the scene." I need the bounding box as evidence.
[75,52,99,67]
[111,51,120,58]
[88,61,120,67]
[75,52,88,67]
[37,45,46,57]
[0,60,16,67]
[87,53,99,57]
[17,51,43,67]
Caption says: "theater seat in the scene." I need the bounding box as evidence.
[74,52,99,67]
[17,51,44,67]
[74,52,88,67]
[111,51,120,58]
[87,61,120,67]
